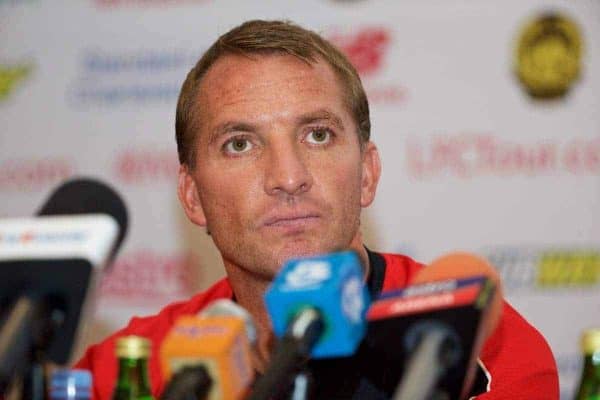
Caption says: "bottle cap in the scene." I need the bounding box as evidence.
[50,369,92,399]
[116,335,151,359]
[581,329,600,354]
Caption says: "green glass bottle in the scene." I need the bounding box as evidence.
[575,329,600,400]
[112,336,154,400]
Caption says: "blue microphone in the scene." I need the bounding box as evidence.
[248,250,370,400]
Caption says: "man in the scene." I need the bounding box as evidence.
[76,20,559,399]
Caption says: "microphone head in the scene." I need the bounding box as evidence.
[201,299,258,346]
[364,252,500,399]
[36,177,128,260]
[265,250,370,358]
[413,252,503,339]
[160,314,254,399]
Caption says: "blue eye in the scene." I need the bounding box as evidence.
[306,128,332,144]
[224,137,253,154]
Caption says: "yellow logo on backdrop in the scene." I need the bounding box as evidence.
[537,251,600,286]
[0,63,33,101]
[515,13,583,100]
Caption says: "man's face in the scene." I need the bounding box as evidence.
[179,53,380,280]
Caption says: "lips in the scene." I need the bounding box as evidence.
[262,211,321,228]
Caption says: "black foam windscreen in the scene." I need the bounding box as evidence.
[36,177,128,261]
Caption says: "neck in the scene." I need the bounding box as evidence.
[222,244,371,373]
[223,262,274,374]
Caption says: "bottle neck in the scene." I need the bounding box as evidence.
[577,352,600,400]
[581,353,600,377]
[115,357,153,398]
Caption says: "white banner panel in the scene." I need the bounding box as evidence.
[1,1,598,398]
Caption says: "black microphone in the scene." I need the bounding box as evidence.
[302,252,502,399]
[365,252,502,400]
[0,177,128,395]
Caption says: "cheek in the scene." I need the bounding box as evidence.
[315,157,363,204]
[198,169,263,223]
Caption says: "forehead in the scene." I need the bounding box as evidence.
[194,53,349,134]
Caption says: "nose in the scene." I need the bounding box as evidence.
[264,139,313,197]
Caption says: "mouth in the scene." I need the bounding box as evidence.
[263,213,321,230]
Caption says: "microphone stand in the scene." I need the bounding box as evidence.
[289,368,314,400]
[160,365,213,400]
[393,327,460,400]
[248,308,324,400]
[0,294,65,399]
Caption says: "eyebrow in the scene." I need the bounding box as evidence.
[208,121,258,145]
[296,109,345,131]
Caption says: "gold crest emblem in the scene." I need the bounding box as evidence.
[515,13,583,99]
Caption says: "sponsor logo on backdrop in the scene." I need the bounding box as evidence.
[327,27,407,105]
[94,0,208,6]
[67,49,199,106]
[114,148,178,184]
[99,249,199,303]
[0,62,33,102]
[406,133,600,179]
[329,27,389,76]
[0,0,39,4]
[514,12,583,100]
[69,29,405,107]
[483,247,600,291]
[0,158,74,191]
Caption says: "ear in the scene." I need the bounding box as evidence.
[177,164,207,227]
[360,141,382,207]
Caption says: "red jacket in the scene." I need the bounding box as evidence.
[75,253,559,399]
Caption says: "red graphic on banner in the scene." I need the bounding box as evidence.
[562,138,600,174]
[329,28,390,77]
[365,86,407,103]
[114,148,179,184]
[99,250,199,303]
[327,27,407,105]
[0,158,74,191]
[406,134,600,179]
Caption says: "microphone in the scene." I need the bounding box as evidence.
[248,250,370,400]
[160,365,212,400]
[411,252,503,340]
[159,300,255,400]
[0,177,128,393]
[365,252,502,400]
[198,299,258,349]
[37,177,128,263]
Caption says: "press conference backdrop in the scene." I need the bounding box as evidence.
[1,0,598,397]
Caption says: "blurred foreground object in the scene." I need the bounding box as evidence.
[575,329,600,400]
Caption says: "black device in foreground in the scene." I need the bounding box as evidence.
[273,275,495,399]
[365,276,496,400]
[0,178,128,397]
